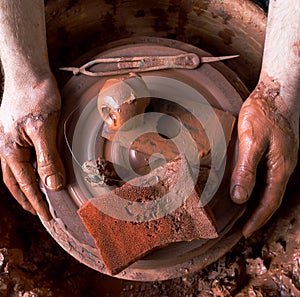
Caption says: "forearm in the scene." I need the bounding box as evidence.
[0,0,65,221]
[231,0,300,238]
[260,0,300,118]
[0,0,51,87]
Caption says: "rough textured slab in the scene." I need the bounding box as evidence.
[78,156,218,275]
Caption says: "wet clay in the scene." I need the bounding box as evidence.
[97,75,151,131]
[102,98,236,168]
[230,72,299,237]
[78,156,217,275]
[251,75,294,133]
[82,157,122,186]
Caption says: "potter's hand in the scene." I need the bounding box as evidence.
[230,83,298,237]
[0,75,66,221]
[230,0,300,237]
[0,0,66,220]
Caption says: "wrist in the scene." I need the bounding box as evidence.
[251,75,299,136]
[258,73,300,118]
[0,71,61,123]
[2,64,54,90]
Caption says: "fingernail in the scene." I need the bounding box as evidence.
[231,185,248,204]
[45,173,64,190]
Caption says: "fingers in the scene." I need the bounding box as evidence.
[230,122,268,204]
[1,158,36,215]
[26,115,66,191]
[242,165,290,238]
[230,90,298,238]
[2,147,52,221]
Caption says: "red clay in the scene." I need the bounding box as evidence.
[102,98,236,168]
[78,156,218,275]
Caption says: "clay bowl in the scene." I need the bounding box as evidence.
[41,0,266,281]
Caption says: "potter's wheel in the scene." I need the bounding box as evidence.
[41,37,247,281]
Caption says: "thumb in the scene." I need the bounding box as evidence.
[230,133,267,205]
[28,117,66,191]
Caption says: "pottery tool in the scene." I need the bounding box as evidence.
[59,53,239,77]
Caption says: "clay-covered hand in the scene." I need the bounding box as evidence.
[0,74,66,221]
[230,82,299,237]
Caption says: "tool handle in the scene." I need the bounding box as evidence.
[116,53,200,71]
[65,53,200,77]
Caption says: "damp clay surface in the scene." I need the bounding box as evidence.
[2,167,300,296]
[2,0,300,294]
[102,98,236,169]
[82,157,123,187]
[78,156,217,275]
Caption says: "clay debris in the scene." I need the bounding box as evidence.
[82,157,122,186]
[78,156,218,275]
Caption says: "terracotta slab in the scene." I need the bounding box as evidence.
[78,156,218,275]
